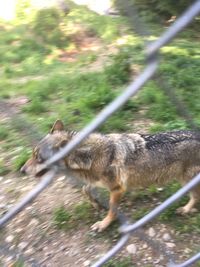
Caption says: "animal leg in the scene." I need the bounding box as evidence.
[91,186,124,232]
[82,185,101,210]
[176,188,200,214]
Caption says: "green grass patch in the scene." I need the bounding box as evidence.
[53,201,98,231]
[0,125,9,140]
[137,82,178,123]
[53,205,72,230]
[12,148,31,171]
[104,49,132,86]
[72,201,95,223]
[132,207,150,221]
[104,256,134,267]
[22,100,48,115]
[13,259,25,267]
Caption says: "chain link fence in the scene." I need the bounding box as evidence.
[1,1,200,266]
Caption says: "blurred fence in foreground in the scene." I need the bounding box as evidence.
[1,1,200,266]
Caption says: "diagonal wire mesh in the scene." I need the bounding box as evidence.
[0,1,200,266]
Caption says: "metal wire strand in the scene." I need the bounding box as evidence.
[38,0,200,175]
[120,173,200,234]
[42,58,158,170]
[167,252,200,267]
[146,0,200,56]
[91,233,130,267]
[91,173,200,267]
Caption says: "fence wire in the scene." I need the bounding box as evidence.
[1,1,200,266]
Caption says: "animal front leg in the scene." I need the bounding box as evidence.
[91,187,124,232]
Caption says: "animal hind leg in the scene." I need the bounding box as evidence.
[176,186,200,214]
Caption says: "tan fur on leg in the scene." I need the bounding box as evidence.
[91,187,124,232]
[177,191,199,214]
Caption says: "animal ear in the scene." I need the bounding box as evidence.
[50,120,64,133]
[68,147,93,170]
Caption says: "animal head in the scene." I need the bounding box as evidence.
[21,120,93,177]
[20,120,72,177]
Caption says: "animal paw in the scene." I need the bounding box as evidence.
[176,206,198,215]
[91,220,108,232]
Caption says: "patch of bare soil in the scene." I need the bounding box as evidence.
[10,76,45,85]
[46,28,119,73]
[0,174,111,267]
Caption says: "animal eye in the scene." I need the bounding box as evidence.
[32,148,44,163]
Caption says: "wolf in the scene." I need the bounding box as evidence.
[21,120,200,232]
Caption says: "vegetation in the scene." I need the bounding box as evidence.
[0,125,9,140]
[53,201,98,230]
[104,256,134,267]
[12,148,31,171]
[13,259,24,267]
[115,0,200,26]
[53,205,72,230]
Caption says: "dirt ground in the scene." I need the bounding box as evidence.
[1,171,200,267]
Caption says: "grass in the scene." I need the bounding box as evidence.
[0,125,9,140]
[12,148,31,171]
[53,201,98,230]
[72,201,95,222]
[53,205,72,230]
[129,182,200,234]
[13,259,24,267]
[104,256,134,267]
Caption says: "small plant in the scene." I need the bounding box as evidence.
[32,8,68,47]
[132,207,150,221]
[105,49,132,86]
[72,201,94,223]
[53,206,72,230]
[0,126,9,140]
[13,259,24,267]
[22,99,47,114]
[104,256,134,267]
[53,201,98,231]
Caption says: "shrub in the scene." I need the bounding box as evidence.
[53,206,72,230]
[32,8,68,47]
[105,49,132,86]
[115,0,199,22]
